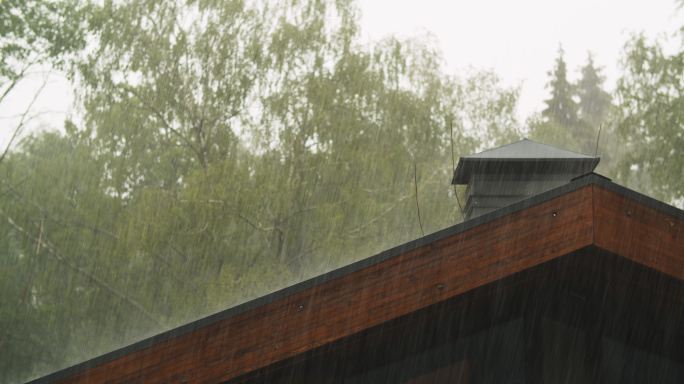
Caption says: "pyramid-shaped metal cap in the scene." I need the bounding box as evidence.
[452,139,600,184]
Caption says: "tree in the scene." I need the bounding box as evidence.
[542,46,578,128]
[573,53,614,156]
[0,0,86,160]
[530,46,581,152]
[530,48,610,155]
[0,3,90,382]
[1,1,521,382]
[0,0,85,92]
[0,130,124,382]
[78,0,266,192]
[577,53,612,128]
[614,35,684,204]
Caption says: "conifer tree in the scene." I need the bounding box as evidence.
[530,46,582,153]
[577,54,612,128]
[571,53,613,155]
[542,46,578,128]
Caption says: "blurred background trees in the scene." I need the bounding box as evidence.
[1,0,682,382]
[614,34,684,202]
[529,47,613,156]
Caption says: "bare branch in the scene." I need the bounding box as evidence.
[0,208,164,328]
[117,84,207,165]
[0,54,47,105]
[346,192,413,237]
[0,109,66,120]
[0,73,50,165]
[2,181,120,240]
[413,162,424,236]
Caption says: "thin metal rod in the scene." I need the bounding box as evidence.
[594,123,603,157]
[449,119,464,218]
[414,162,425,236]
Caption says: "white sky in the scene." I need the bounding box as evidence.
[1,0,682,148]
[358,0,683,120]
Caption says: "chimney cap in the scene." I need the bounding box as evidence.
[452,139,600,184]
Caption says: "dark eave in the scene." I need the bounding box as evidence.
[29,174,684,384]
[451,157,601,184]
[451,139,600,185]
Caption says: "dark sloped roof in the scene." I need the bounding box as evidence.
[465,138,594,159]
[453,139,600,184]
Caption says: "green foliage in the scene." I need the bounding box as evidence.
[0,0,86,89]
[531,46,582,153]
[1,1,520,382]
[542,46,578,128]
[529,33,683,205]
[577,54,612,128]
[531,48,612,156]
[614,34,684,203]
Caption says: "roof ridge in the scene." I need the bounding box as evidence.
[465,138,596,159]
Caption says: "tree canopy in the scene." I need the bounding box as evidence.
[614,34,684,203]
[1,1,520,381]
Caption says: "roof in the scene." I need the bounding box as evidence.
[452,139,600,184]
[30,174,684,384]
[465,138,594,159]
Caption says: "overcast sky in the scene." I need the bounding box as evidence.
[358,0,683,120]
[1,0,683,148]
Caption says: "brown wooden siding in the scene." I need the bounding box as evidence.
[594,185,684,281]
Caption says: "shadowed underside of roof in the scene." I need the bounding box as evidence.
[30,174,684,384]
[231,246,684,383]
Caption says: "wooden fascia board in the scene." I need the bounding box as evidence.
[44,186,594,384]
[593,184,684,281]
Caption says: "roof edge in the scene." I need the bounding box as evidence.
[452,157,600,184]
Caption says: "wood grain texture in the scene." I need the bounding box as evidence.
[58,187,594,384]
[593,185,684,281]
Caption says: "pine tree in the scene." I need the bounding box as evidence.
[577,53,612,128]
[530,46,583,153]
[542,46,578,128]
